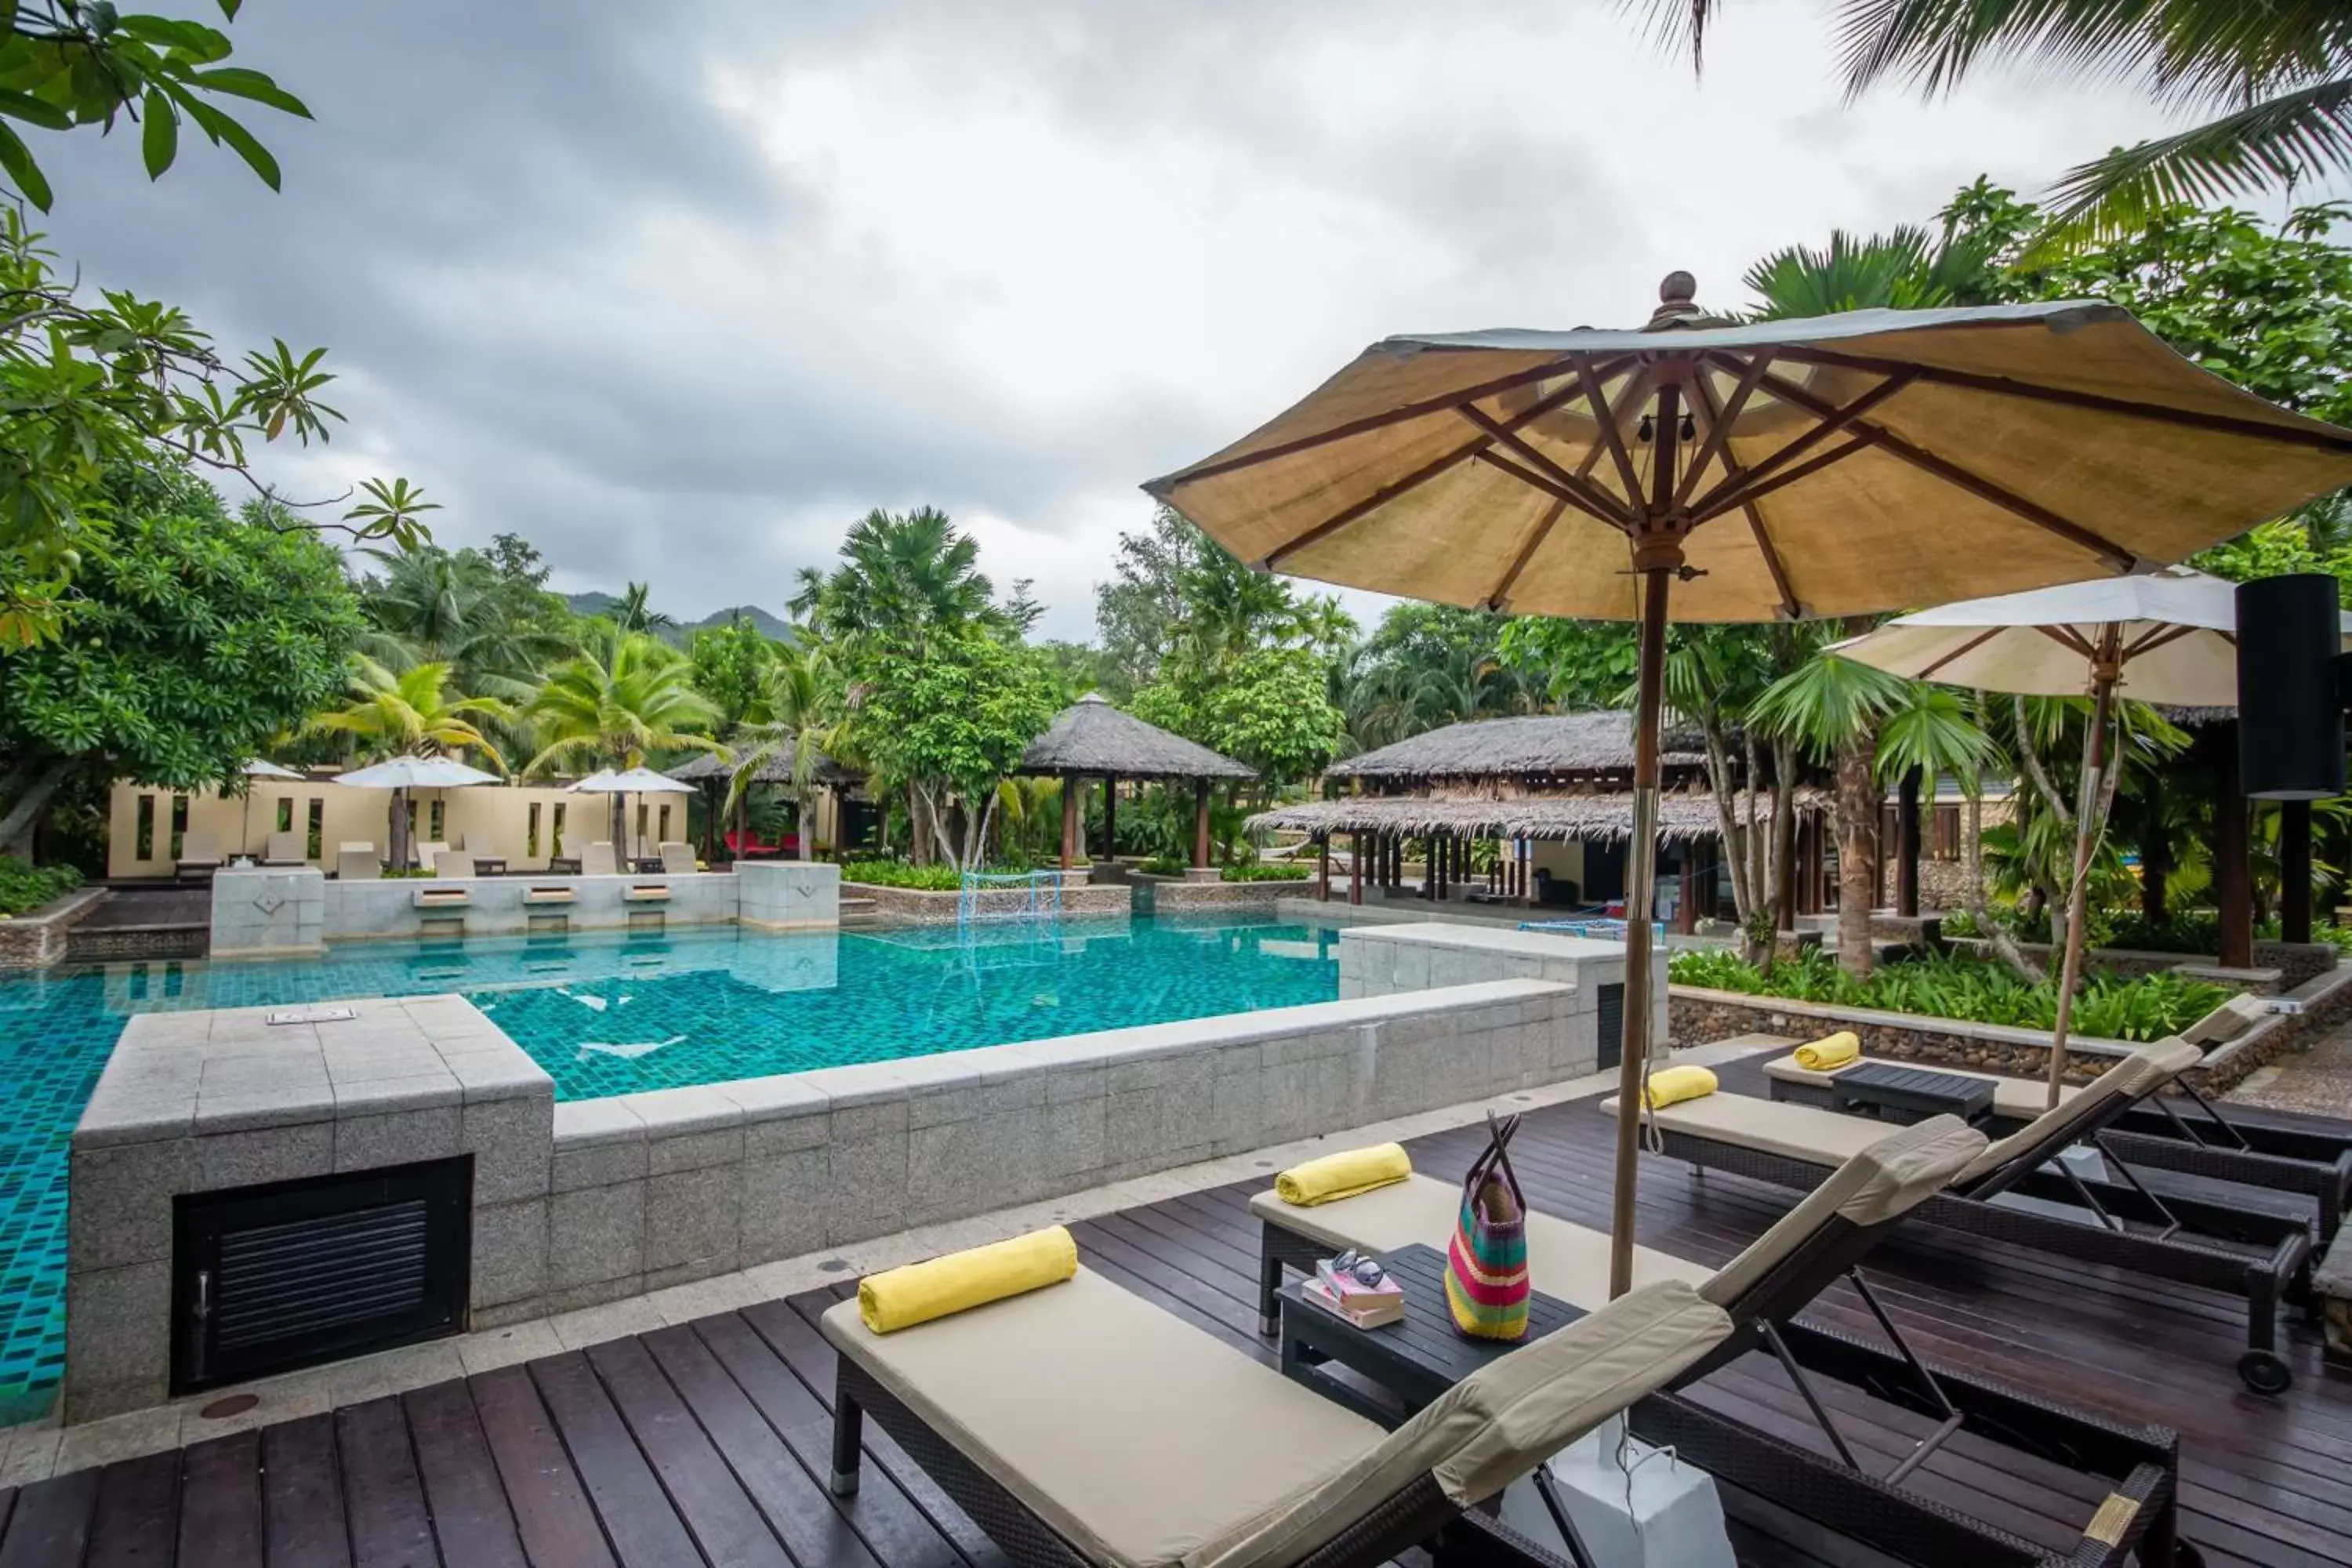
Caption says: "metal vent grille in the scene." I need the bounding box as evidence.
[1597,982,1625,1072]
[173,1156,470,1395]
[215,1201,431,1352]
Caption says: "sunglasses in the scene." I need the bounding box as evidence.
[1329,1249,1387,1287]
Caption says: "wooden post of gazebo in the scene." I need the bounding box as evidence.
[1101,776,1118,864]
[1316,833,1330,900]
[1349,833,1363,904]
[1192,779,1211,869]
[1896,767,1922,917]
[1676,847,1697,935]
[1059,771,1078,870]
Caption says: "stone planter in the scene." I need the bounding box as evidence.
[0,885,110,971]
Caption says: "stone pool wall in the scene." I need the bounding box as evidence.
[208,862,838,956]
[1341,922,1670,1054]
[838,878,1131,925]
[66,918,1608,1419]
[0,885,108,971]
[1138,875,1302,914]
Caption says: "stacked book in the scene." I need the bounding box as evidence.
[1303,1258,1406,1328]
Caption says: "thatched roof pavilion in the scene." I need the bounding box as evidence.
[1333,712,1704,785]
[665,746,862,789]
[1018,694,1252,869]
[1248,789,1807,845]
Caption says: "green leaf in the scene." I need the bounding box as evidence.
[114,17,234,64]
[139,87,175,179]
[187,67,309,119]
[0,119,53,210]
[180,97,278,189]
[0,88,71,131]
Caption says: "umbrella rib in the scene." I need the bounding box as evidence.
[1690,429,1882,524]
[1576,363,1652,483]
[1258,379,1599,569]
[1751,368,2138,571]
[1146,353,1635,494]
[1576,355,1648,503]
[1671,352,1770,510]
[2124,622,2200,659]
[1778,347,2352,456]
[1483,496,1572,612]
[1457,405,1635,527]
[1686,371,1803,619]
[1914,625,2009,682]
[1473,449,1628,536]
[2034,624,2101,661]
[1685,358,1918,518]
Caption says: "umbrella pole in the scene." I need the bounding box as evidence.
[2046,627,2124,1108]
[1611,552,1677,1298]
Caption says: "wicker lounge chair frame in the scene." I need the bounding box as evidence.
[1256,1173,2188,1568]
[1653,1112,2312,1394]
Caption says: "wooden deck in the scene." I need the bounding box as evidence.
[2,1068,2345,1566]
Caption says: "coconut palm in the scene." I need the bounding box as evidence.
[1646,1,2352,237]
[525,631,722,843]
[356,545,571,702]
[722,642,842,862]
[608,581,675,637]
[310,659,511,870]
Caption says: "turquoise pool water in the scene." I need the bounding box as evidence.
[0,914,1338,1419]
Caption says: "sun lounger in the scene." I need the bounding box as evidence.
[175,832,223,879]
[433,850,477,879]
[659,840,696,875]
[1612,1040,2316,1391]
[1253,1119,2190,1568]
[261,829,307,866]
[1764,1030,2352,1243]
[579,841,619,877]
[334,844,380,881]
[825,1265,1730,1568]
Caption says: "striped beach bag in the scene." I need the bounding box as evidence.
[1443,1112,1531,1341]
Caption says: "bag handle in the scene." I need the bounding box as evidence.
[1463,1110,1525,1209]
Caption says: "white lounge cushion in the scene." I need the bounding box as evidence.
[822,1268,1385,1568]
[1602,1090,1901,1167]
[1248,1178,1713,1311]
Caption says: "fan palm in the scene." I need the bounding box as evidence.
[790,506,996,653]
[525,632,722,843]
[1645,0,2352,238]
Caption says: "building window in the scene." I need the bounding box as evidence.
[307,799,325,861]
[275,797,294,833]
[1933,805,1962,862]
[169,795,189,861]
[136,795,155,859]
[636,804,649,845]
[428,799,445,840]
[528,803,542,858]
[552,804,565,857]
[658,804,672,844]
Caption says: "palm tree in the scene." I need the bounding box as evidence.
[790,506,996,653]
[310,659,511,869]
[723,643,841,862]
[609,582,676,638]
[525,631,723,844]
[1647,1,2351,237]
[357,545,570,703]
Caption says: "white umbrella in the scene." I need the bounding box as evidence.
[243,759,304,780]
[1835,568,2352,1102]
[568,767,693,859]
[334,754,503,870]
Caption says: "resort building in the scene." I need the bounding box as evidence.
[1254,710,1829,930]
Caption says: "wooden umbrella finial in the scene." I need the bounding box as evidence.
[1650,271,1704,329]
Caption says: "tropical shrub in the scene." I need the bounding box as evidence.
[0,855,79,916]
[1667,947,2228,1042]
[838,859,964,891]
[1221,862,1311,882]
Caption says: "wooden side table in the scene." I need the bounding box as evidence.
[1830,1062,1994,1124]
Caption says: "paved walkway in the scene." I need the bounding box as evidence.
[2225,1013,2352,1118]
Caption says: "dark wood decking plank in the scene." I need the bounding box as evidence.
[527,1350,707,1568]
[336,1396,441,1568]
[584,1334,792,1568]
[692,1311,967,1568]
[401,1380,528,1568]
[755,1296,1010,1568]
[262,1414,351,1568]
[466,1365,615,1568]
[0,1490,13,1546]
[84,1449,180,1568]
[177,1432,265,1568]
[642,1321,883,1568]
[0,1464,99,1568]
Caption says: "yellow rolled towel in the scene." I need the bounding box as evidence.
[1642,1065,1719,1109]
[1794,1031,1861,1072]
[1275,1143,1411,1207]
[858,1225,1078,1334]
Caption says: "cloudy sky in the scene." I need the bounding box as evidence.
[43,1,2194,640]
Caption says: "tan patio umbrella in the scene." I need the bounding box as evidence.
[1835,568,2352,1105]
[1147,275,2352,1297]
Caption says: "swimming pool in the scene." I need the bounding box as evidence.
[0,914,1338,1417]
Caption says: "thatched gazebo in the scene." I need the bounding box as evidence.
[666,746,864,861]
[1301,711,1824,926]
[1018,694,1254,870]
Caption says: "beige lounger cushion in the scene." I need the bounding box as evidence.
[1763,1053,2082,1120]
[1248,1178,1712,1310]
[1958,1036,2201,1183]
[822,1268,1385,1568]
[1204,1281,1730,1567]
[1602,1090,1900,1167]
[263,829,306,864]
[579,842,619,877]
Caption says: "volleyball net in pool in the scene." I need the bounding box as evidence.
[956,869,1065,933]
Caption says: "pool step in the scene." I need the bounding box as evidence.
[840,895,879,929]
